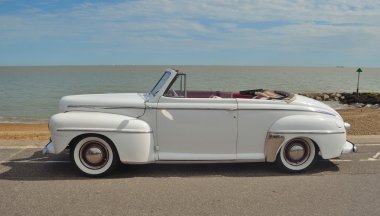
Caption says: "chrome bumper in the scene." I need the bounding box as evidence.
[42,140,56,154]
[342,141,358,154]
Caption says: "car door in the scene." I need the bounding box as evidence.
[156,96,238,160]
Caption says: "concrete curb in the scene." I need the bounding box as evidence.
[0,140,49,148]
[347,135,380,144]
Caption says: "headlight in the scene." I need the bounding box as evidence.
[335,119,344,128]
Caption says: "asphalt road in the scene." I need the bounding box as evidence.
[0,143,379,216]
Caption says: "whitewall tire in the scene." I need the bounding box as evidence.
[276,138,316,173]
[71,135,119,177]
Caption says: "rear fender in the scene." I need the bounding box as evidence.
[265,115,346,161]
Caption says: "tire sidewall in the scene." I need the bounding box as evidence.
[277,138,316,172]
[71,135,118,176]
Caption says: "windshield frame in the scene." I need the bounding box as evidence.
[149,71,172,97]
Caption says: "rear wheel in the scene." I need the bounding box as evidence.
[71,135,119,177]
[276,138,316,173]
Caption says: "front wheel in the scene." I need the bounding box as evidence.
[276,138,316,173]
[71,135,119,177]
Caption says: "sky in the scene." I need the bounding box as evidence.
[0,0,379,67]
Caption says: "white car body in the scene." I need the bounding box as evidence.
[44,68,357,176]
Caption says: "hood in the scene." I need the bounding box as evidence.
[291,95,340,117]
[59,93,146,118]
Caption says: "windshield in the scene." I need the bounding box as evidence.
[150,71,171,96]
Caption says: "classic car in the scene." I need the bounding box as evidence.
[43,68,357,176]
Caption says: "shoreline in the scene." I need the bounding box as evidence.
[0,108,379,142]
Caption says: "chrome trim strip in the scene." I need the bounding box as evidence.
[154,159,265,164]
[156,107,335,115]
[238,108,335,116]
[156,159,265,164]
[67,105,145,109]
[67,105,334,116]
[56,128,152,133]
[102,107,145,109]
[269,130,345,134]
[157,107,237,111]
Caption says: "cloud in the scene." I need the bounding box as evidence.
[1,0,380,65]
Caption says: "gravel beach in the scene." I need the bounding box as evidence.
[337,108,380,135]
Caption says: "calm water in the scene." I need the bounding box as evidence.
[1,65,379,122]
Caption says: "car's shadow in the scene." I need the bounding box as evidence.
[0,149,339,180]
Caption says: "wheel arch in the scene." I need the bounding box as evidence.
[68,133,120,161]
[265,134,320,162]
[275,136,317,172]
[70,133,120,177]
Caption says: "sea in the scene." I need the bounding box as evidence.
[1,65,379,123]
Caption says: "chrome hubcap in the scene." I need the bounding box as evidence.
[284,139,310,166]
[288,145,305,161]
[85,147,104,165]
[79,141,109,170]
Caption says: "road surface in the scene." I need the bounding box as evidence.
[0,142,379,216]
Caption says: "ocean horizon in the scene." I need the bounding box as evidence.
[1,65,379,123]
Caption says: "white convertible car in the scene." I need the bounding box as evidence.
[43,68,357,176]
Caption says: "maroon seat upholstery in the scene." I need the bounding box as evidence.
[232,92,254,99]
[186,91,254,99]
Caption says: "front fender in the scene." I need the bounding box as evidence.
[48,111,155,163]
[265,114,347,161]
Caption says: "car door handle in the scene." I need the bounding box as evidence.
[227,108,237,111]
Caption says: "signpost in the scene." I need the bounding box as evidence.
[356,68,362,94]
